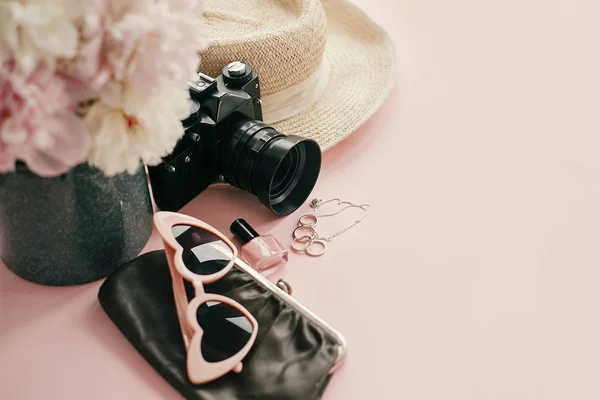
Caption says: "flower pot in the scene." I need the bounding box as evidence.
[0,163,153,286]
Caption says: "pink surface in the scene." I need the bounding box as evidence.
[2,0,600,398]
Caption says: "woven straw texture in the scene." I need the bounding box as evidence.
[201,0,327,96]
[199,0,395,150]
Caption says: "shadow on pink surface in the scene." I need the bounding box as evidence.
[181,185,287,233]
[322,85,399,168]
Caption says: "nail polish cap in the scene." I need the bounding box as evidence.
[230,219,260,244]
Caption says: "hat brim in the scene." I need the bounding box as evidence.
[271,0,396,151]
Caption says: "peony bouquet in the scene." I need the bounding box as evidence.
[0,0,207,177]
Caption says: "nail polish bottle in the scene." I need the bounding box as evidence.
[230,219,288,273]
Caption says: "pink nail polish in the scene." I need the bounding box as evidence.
[230,219,288,273]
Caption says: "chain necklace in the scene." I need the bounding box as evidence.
[292,198,370,256]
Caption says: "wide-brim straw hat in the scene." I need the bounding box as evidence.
[199,0,396,151]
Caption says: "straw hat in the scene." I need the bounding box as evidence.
[199,0,395,151]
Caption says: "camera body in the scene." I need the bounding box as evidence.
[148,63,262,212]
[148,62,321,216]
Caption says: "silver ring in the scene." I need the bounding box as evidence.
[293,225,316,240]
[292,236,313,252]
[306,240,327,257]
[299,214,318,227]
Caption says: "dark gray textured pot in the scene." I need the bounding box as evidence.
[0,163,153,286]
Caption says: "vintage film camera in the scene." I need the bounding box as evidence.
[148,62,321,216]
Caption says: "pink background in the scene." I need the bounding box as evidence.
[2,0,600,398]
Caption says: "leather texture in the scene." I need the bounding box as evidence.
[98,250,340,400]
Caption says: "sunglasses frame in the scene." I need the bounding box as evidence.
[153,211,258,385]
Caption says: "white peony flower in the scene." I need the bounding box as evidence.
[0,0,81,74]
[85,81,190,176]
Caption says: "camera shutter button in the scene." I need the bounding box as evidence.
[223,62,253,87]
[227,61,247,77]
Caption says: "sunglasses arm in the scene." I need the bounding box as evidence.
[165,245,195,349]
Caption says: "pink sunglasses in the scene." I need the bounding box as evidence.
[153,211,258,385]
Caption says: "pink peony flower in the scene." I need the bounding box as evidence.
[0,0,208,177]
[58,0,112,102]
[0,61,89,176]
[80,0,208,176]
[105,0,207,92]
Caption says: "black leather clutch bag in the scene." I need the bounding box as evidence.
[98,250,345,400]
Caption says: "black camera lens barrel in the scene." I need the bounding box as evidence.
[220,120,270,189]
[271,149,298,197]
[251,135,321,216]
[220,119,321,216]
[236,128,281,194]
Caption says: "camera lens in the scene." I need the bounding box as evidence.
[221,120,321,216]
[253,135,320,215]
[271,152,295,196]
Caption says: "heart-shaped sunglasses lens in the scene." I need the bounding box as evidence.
[171,225,233,276]
[196,301,254,362]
